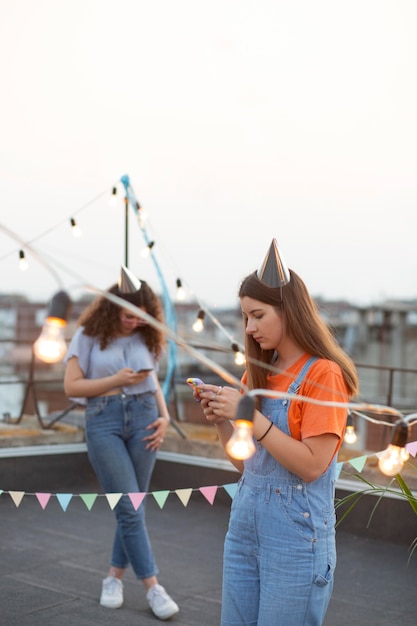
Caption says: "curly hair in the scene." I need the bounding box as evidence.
[238,270,359,398]
[77,281,165,358]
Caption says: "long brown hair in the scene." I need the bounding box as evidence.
[77,281,165,358]
[239,270,359,397]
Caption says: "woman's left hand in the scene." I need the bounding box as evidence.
[199,384,241,423]
[143,416,169,451]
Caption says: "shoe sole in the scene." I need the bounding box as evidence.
[100,600,123,609]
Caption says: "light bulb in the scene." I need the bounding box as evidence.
[378,445,410,477]
[70,218,81,238]
[344,425,358,445]
[33,290,71,363]
[19,250,28,271]
[33,318,68,363]
[225,395,256,461]
[378,420,410,476]
[192,310,205,333]
[141,241,155,258]
[232,343,246,366]
[225,420,256,460]
[109,186,118,207]
[176,278,186,301]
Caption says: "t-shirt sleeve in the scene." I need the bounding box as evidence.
[64,327,94,376]
[295,360,349,441]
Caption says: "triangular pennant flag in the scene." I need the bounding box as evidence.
[9,491,25,507]
[406,440,417,457]
[335,462,344,480]
[36,493,51,509]
[175,488,193,507]
[348,455,368,473]
[56,493,73,512]
[199,486,218,505]
[0,489,3,496]
[128,492,146,510]
[223,483,238,500]
[152,490,170,509]
[105,493,123,510]
[80,494,98,510]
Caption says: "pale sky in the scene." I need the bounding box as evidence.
[1,0,417,310]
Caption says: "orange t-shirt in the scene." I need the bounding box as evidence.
[244,353,349,457]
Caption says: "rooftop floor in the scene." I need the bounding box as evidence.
[1,466,417,626]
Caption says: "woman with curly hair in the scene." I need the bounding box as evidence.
[64,267,179,621]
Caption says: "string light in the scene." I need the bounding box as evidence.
[141,240,155,258]
[136,200,148,226]
[225,395,256,460]
[232,342,246,366]
[33,290,72,363]
[344,412,358,445]
[70,218,81,238]
[109,186,118,207]
[176,278,186,301]
[192,309,205,333]
[378,420,410,476]
[18,249,28,271]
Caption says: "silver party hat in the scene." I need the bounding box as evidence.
[257,239,290,288]
[118,266,142,293]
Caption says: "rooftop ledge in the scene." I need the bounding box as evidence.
[1,415,417,498]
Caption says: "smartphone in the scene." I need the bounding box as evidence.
[137,368,153,373]
[186,377,205,401]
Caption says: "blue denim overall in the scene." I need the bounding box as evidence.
[221,357,336,626]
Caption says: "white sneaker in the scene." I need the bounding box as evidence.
[146,584,179,620]
[100,575,124,609]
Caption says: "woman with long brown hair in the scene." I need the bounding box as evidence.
[196,239,358,625]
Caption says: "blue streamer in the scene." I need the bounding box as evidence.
[120,175,177,402]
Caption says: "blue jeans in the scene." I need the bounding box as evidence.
[85,392,159,580]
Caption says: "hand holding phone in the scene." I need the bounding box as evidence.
[137,368,153,374]
[186,377,205,401]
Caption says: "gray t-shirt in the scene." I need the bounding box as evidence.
[65,326,158,402]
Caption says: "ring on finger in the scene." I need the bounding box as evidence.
[216,386,223,396]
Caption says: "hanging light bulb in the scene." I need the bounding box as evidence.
[19,249,28,271]
[378,420,410,477]
[192,309,205,332]
[109,186,118,207]
[176,278,186,301]
[141,240,155,258]
[33,290,72,363]
[344,412,358,445]
[232,342,246,366]
[136,201,148,226]
[225,395,256,460]
[70,218,82,238]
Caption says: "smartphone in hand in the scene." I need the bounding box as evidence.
[186,377,205,401]
[137,368,153,373]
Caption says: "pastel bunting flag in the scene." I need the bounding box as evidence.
[56,493,73,512]
[128,492,146,510]
[348,455,368,473]
[175,488,193,507]
[36,493,51,509]
[105,493,123,510]
[0,489,3,496]
[223,483,238,500]
[199,486,218,505]
[406,440,417,457]
[80,493,98,510]
[9,491,25,507]
[152,490,170,509]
